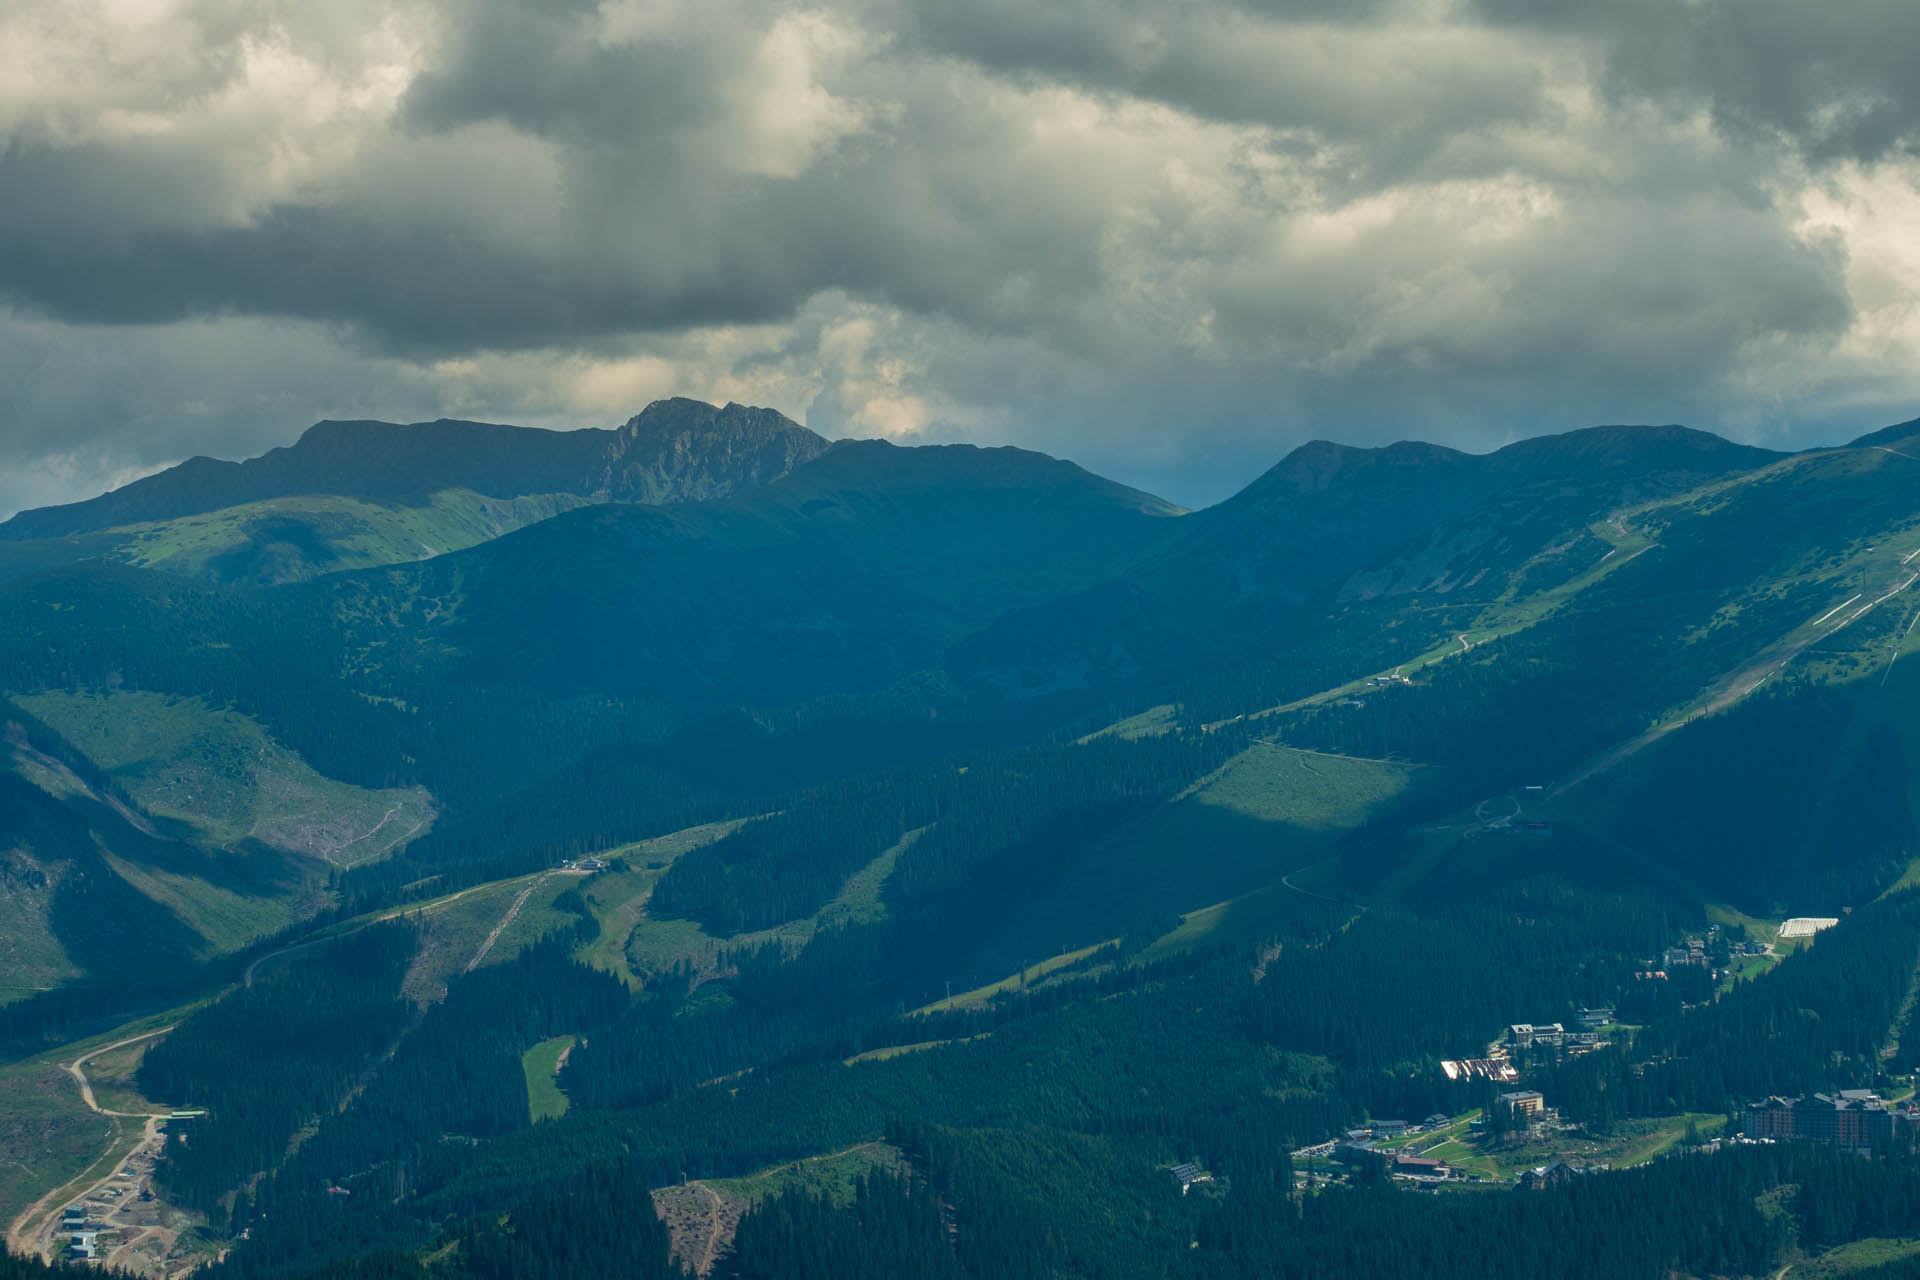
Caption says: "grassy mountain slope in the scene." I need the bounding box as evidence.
[1262,440,1920,916]
[953,425,1780,696]
[4,416,1914,1023]
[1,714,295,999]
[0,489,593,589]
[1849,415,1920,450]
[0,684,435,1007]
[0,432,1191,959]
[317,438,1188,708]
[14,690,434,866]
[109,489,596,587]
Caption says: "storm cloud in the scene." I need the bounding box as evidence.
[1,0,1917,514]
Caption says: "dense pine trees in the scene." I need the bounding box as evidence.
[138,923,417,1212]
[720,1171,962,1280]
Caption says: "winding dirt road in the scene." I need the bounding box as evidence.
[6,1029,175,1260]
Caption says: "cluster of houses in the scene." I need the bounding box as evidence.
[1639,926,1768,981]
[1516,1160,1602,1191]
[52,1145,173,1266]
[1741,1090,1914,1153]
[1663,937,1711,969]
[1311,1114,1487,1186]
[1294,1087,1603,1192]
[1440,1012,1613,1084]
[1507,1020,1606,1053]
[1660,934,1760,969]
[1330,1141,1466,1186]
[1458,1013,1614,1082]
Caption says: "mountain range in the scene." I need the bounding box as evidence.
[0,399,831,587]
[2,398,830,537]
[5,400,1915,986]
[5,399,1920,1280]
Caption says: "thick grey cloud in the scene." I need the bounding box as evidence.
[1465,0,1920,164]
[0,0,1916,515]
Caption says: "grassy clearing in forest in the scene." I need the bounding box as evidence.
[1193,742,1419,828]
[521,1036,574,1124]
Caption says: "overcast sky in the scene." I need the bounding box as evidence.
[3,0,1919,515]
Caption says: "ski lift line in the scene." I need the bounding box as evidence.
[1846,588,1904,629]
[1820,575,1912,637]
[1835,573,1919,631]
[1812,594,1862,627]
[1884,609,1920,687]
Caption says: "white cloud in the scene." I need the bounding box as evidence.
[0,0,1916,513]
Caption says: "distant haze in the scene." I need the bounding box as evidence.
[3,0,1919,516]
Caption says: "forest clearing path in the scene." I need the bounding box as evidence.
[466,874,550,972]
[245,872,549,986]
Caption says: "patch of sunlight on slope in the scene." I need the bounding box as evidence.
[17,689,433,866]
[98,850,320,957]
[1102,744,1424,964]
[617,827,920,983]
[1801,1236,1920,1276]
[908,942,1116,1016]
[1193,741,1420,828]
[1079,704,1179,742]
[117,489,595,582]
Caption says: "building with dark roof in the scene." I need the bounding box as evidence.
[1742,1092,1894,1152]
[1168,1163,1214,1194]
